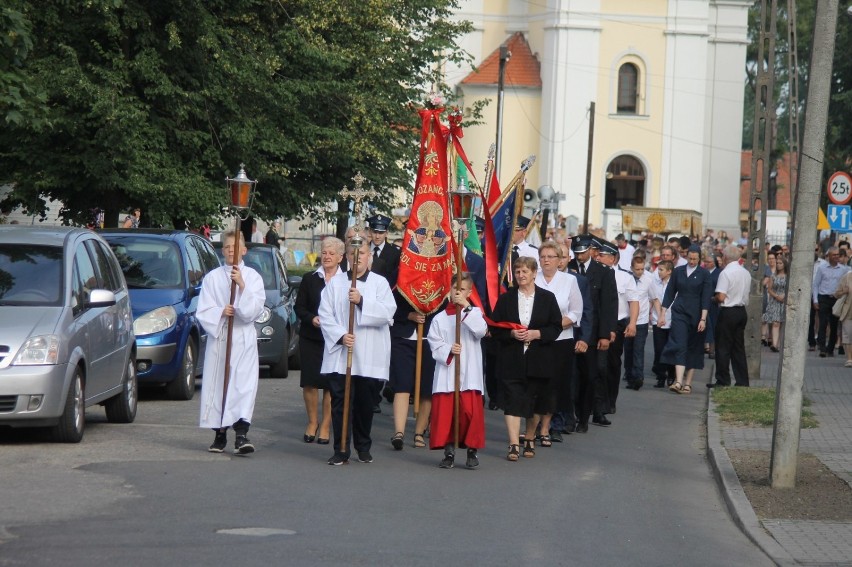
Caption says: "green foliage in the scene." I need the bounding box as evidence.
[0,0,473,229]
[743,0,852,178]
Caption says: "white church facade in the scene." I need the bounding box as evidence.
[446,0,750,236]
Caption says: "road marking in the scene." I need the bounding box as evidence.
[216,527,296,537]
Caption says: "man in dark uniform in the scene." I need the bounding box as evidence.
[567,235,618,432]
[366,214,401,288]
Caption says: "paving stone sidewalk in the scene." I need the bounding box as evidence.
[709,349,852,566]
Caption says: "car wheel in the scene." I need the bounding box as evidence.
[269,330,289,378]
[105,353,138,423]
[51,368,85,443]
[166,339,196,400]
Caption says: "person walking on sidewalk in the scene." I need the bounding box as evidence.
[833,268,852,368]
[814,247,849,358]
[709,245,751,388]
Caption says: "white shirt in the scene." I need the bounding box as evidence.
[648,275,672,328]
[676,256,687,268]
[614,268,639,321]
[518,288,535,352]
[428,308,487,393]
[716,262,751,307]
[535,270,583,340]
[513,240,539,261]
[632,270,653,325]
[319,271,396,380]
[251,230,264,244]
[617,243,636,271]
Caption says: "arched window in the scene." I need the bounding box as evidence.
[617,63,639,114]
[605,155,645,208]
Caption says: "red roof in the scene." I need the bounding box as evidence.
[461,32,542,88]
[740,150,795,212]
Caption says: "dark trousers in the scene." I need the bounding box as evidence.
[483,337,501,408]
[714,306,749,386]
[576,347,608,424]
[606,321,627,412]
[328,373,382,458]
[551,340,576,428]
[623,323,649,384]
[652,327,675,382]
[817,295,839,355]
[808,303,817,348]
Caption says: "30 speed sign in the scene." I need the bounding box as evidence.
[828,171,852,205]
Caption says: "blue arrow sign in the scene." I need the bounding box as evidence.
[828,204,852,232]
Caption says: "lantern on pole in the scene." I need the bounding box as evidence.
[226,164,258,211]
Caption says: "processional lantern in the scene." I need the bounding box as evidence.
[226,164,257,211]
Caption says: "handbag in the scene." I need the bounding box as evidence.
[833,295,846,318]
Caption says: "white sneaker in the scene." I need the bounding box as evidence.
[844,360,852,368]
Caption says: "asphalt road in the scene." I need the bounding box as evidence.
[0,371,773,567]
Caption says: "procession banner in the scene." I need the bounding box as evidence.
[397,108,453,315]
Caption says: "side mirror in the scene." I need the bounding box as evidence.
[87,289,117,308]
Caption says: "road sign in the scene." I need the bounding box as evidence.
[827,204,852,231]
[827,171,852,205]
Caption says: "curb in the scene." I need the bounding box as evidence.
[704,387,798,567]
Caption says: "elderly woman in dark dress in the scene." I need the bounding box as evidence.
[294,237,345,444]
[490,256,563,461]
[660,245,713,395]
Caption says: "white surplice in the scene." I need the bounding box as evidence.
[319,271,395,380]
[197,262,266,429]
[427,307,487,393]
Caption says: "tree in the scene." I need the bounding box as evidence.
[742,0,851,179]
[0,1,473,230]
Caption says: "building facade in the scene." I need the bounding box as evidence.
[447,0,750,236]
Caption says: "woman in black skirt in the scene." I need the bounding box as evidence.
[294,237,344,444]
[489,256,563,461]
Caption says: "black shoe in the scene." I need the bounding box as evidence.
[549,429,564,443]
[208,431,227,453]
[633,380,643,390]
[654,379,666,388]
[839,347,846,355]
[564,422,576,434]
[769,346,779,352]
[625,380,636,390]
[706,382,727,389]
[440,447,455,469]
[592,414,611,426]
[391,432,404,451]
[372,404,382,414]
[328,453,349,466]
[465,449,479,469]
[234,435,255,455]
[356,451,373,463]
[575,422,589,433]
[819,351,827,358]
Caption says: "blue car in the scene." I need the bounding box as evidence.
[100,229,220,400]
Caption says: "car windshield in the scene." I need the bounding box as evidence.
[0,244,63,306]
[107,239,184,289]
[215,247,275,290]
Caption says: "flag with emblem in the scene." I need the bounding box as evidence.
[396,108,453,315]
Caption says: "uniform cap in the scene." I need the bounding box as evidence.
[515,215,531,229]
[571,235,593,253]
[366,214,392,232]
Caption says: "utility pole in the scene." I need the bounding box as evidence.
[771,0,839,489]
[583,102,595,232]
[495,45,511,181]
[745,0,777,384]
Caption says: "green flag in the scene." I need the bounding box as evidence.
[457,156,481,255]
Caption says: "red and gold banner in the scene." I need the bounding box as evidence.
[397,108,453,315]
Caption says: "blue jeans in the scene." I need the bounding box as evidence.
[623,323,649,383]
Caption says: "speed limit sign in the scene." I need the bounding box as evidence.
[828,171,852,205]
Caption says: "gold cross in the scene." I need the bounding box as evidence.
[340,171,378,230]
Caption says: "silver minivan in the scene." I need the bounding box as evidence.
[0,226,137,442]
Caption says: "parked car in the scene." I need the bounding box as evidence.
[0,226,137,442]
[214,242,300,377]
[99,229,220,399]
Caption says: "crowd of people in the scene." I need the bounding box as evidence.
[201,211,852,468]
